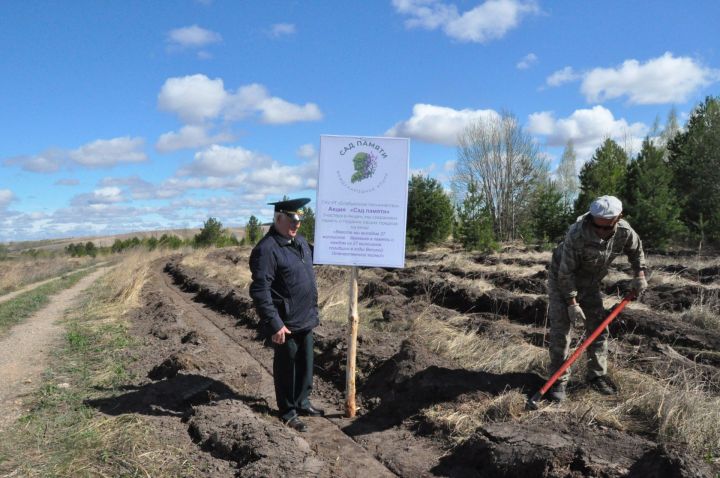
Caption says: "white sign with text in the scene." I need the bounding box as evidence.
[314,135,409,268]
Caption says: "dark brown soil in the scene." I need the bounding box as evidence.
[87,249,718,477]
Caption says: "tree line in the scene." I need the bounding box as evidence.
[408,95,720,252]
[61,207,318,257]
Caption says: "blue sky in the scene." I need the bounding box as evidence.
[1,0,719,241]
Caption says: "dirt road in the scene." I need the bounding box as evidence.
[0,266,110,432]
[0,262,108,305]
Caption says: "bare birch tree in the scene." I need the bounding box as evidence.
[453,112,543,241]
[556,139,578,209]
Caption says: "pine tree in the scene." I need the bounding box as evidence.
[668,96,720,242]
[195,217,224,247]
[455,180,497,251]
[574,138,629,215]
[245,215,262,245]
[623,138,684,250]
[300,207,315,244]
[529,180,572,244]
[406,175,454,250]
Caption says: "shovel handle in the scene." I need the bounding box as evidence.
[536,295,633,399]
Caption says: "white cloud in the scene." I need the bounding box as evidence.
[393,0,539,43]
[581,52,719,104]
[410,162,437,177]
[545,66,581,87]
[98,175,179,200]
[444,160,456,171]
[167,25,222,48]
[169,144,317,196]
[70,187,125,206]
[0,189,15,208]
[2,153,62,173]
[181,144,264,177]
[155,125,235,152]
[93,187,124,202]
[527,105,648,160]
[3,139,145,174]
[386,103,500,145]
[516,53,537,70]
[259,97,322,124]
[157,75,323,126]
[158,74,227,124]
[270,23,296,38]
[296,144,316,158]
[225,83,322,124]
[68,137,147,167]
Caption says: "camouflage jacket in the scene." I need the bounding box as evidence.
[549,213,645,299]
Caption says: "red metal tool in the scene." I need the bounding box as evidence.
[526,294,634,410]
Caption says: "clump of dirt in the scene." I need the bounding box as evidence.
[188,400,330,477]
[313,321,403,393]
[355,339,543,425]
[628,443,713,478]
[182,330,203,345]
[485,271,548,294]
[148,353,201,380]
[434,418,656,477]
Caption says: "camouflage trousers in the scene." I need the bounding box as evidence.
[547,281,608,384]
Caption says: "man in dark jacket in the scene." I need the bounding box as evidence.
[249,198,323,432]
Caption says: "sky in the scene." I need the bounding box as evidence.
[1,0,719,242]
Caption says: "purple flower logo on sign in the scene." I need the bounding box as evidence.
[350,151,377,183]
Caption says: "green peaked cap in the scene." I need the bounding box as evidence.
[268,197,311,214]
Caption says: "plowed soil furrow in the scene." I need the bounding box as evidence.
[148,253,717,477]
[153,263,397,478]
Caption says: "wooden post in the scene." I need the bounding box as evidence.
[345,266,359,418]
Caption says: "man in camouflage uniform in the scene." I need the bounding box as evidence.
[547,196,647,401]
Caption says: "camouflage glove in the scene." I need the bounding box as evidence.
[567,304,586,326]
[631,276,648,297]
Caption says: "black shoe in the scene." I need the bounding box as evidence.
[298,404,325,417]
[547,382,567,402]
[589,376,617,395]
[284,416,307,432]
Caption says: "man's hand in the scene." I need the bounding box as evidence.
[567,303,586,326]
[630,273,648,299]
[272,326,292,345]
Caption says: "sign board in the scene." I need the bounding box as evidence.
[314,135,409,268]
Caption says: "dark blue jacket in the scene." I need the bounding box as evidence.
[249,227,319,336]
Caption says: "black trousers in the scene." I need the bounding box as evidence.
[273,330,314,421]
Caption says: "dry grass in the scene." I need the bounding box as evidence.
[181,247,252,289]
[413,306,720,458]
[646,254,720,270]
[422,390,527,442]
[553,368,720,458]
[0,250,198,477]
[441,253,546,278]
[414,315,547,374]
[0,254,98,294]
[677,288,720,332]
[317,268,350,324]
